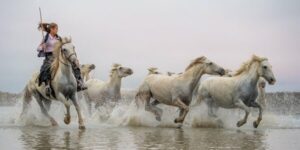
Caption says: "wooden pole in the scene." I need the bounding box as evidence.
[39,7,46,53]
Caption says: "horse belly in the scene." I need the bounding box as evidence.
[151,89,172,105]
[209,87,235,109]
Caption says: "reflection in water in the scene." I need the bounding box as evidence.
[13,126,268,150]
[19,127,86,150]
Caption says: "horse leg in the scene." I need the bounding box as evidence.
[142,94,161,121]
[250,102,263,128]
[173,98,189,123]
[206,98,218,118]
[35,93,58,126]
[234,100,250,127]
[150,99,163,121]
[64,104,71,125]
[71,95,85,130]
[94,97,105,110]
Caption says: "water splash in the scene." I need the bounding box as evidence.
[1,91,300,129]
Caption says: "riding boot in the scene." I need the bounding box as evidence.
[77,79,87,91]
[72,62,87,91]
[45,81,51,97]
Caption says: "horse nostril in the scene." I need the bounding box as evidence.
[270,78,276,84]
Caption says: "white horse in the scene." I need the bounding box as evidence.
[84,64,133,115]
[80,64,96,81]
[20,37,85,129]
[135,56,225,124]
[195,55,276,128]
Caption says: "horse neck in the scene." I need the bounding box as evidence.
[108,72,122,93]
[57,52,73,78]
[182,65,204,90]
[237,63,260,89]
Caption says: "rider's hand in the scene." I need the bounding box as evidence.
[40,43,46,50]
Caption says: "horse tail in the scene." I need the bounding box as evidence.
[135,91,143,108]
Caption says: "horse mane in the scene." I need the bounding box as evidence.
[110,63,121,77]
[185,56,206,71]
[233,55,268,76]
[50,42,63,78]
[148,67,158,74]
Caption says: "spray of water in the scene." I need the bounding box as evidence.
[1,90,300,129]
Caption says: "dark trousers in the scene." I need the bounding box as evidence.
[38,53,83,86]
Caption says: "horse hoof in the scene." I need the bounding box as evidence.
[64,118,71,125]
[79,125,86,130]
[64,116,71,125]
[236,121,245,127]
[253,121,259,128]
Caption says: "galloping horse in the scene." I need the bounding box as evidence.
[84,64,133,115]
[80,64,96,81]
[135,56,225,124]
[20,37,85,129]
[195,55,276,128]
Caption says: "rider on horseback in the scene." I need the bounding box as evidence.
[37,22,87,96]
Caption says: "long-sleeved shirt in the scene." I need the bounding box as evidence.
[37,34,60,53]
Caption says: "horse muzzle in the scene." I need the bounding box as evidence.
[89,64,96,70]
[218,68,225,76]
[268,78,276,85]
[126,69,133,75]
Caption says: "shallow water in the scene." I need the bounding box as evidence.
[0,97,300,150]
[1,125,300,150]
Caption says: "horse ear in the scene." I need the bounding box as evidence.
[252,54,268,62]
[62,37,72,44]
[252,54,260,60]
[197,56,206,62]
[112,63,121,69]
[148,67,157,72]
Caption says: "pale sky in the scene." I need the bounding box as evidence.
[0,0,299,93]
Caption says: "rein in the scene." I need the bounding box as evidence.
[59,48,77,66]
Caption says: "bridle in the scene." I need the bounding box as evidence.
[60,48,77,66]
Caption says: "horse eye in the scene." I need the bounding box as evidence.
[263,66,267,69]
[209,62,213,65]
[62,48,67,51]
